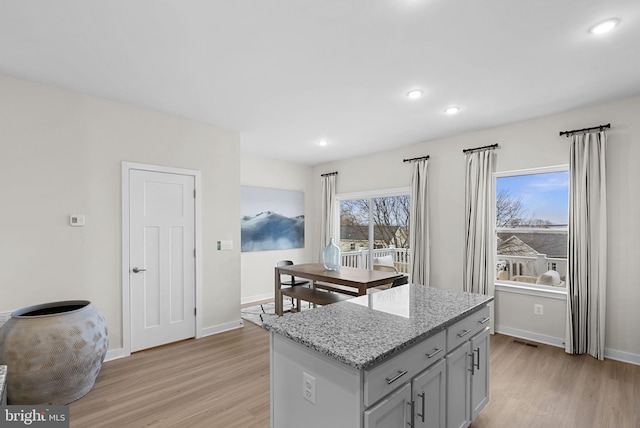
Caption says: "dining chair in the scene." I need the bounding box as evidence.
[373,264,408,288]
[277,260,310,311]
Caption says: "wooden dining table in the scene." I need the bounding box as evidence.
[274,263,404,316]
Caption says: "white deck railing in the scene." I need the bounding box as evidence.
[341,248,411,273]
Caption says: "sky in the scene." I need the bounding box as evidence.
[496,171,569,225]
[241,186,304,218]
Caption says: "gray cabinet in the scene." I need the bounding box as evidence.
[364,383,411,428]
[445,305,491,428]
[470,327,490,420]
[446,341,471,428]
[269,303,491,428]
[412,358,446,428]
[364,330,447,427]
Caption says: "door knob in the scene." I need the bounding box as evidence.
[132,267,147,273]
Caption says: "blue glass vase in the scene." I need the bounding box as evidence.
[322,238,341,271]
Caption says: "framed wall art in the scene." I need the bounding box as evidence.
[241,186,304,252]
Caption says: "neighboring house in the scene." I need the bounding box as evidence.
[498,232,568,258]
[339,225,404,251]
[497,231,567,279]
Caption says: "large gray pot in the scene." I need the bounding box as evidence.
[0,300,108,404]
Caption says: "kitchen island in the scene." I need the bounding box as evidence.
[264,284,493,428]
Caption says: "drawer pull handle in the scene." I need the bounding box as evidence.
[417,392,425,422]
[385,370,408,385]
[457,329,471,338]
[479,317,490,324]
[426,348,443,359]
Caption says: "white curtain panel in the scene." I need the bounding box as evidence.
[409,160,430,286]
[320,174,337,254]
[463,150,495,297]
[566,131,607,360]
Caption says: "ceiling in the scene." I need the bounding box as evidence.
[2,1,639,165]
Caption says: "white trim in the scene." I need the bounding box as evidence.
[121,161,203,358]
[104,348,126,362]
[0,312,11,328]
[495,282,567,300]
[241,293,274,305]
[495,325,565,348]
[200,320,244,337]
[494,164,569,178]
[496,325,640,366]
[604,348,640,366]
[336,186,411,201]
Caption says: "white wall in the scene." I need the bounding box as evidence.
[0,75,242,354]
[240,154,315,303]
[312,96,640,361]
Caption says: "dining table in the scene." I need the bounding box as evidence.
[274,263,404,316]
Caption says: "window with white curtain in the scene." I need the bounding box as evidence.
[494,166,569,291]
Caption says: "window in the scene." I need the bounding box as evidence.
[495,166,568,289]
[337,189,411,274]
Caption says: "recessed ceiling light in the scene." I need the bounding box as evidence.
[590,19,619,35]
[445,106,460,115]
[407,89,423,99]
[318,139,328,146]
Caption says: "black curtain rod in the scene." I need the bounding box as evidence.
[559,123,610,137]
[403,155,430,163]
[462,143,499,154]
[320,171,338,177]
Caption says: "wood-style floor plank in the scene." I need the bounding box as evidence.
[70,322,640,428]
[470,334,640,428]
[69,322,270,428]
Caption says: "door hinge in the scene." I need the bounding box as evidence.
[193,248,196,258]
[194,307,197,316]
[193,189,196,198]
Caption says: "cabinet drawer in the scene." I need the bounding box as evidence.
[364,330,446,407]
[446,305,490,352]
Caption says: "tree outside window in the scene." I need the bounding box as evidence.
[339,194,410,272]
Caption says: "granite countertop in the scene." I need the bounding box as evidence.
[264,284,493,370]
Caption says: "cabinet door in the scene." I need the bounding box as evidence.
[412,359,446,428]
[470,327,490,420]
[364,382,412,428]
[446,342,471,428]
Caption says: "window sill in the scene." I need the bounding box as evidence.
[495,281,567,300]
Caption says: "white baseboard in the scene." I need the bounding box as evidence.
[103,320,244,363]
[241,293,273,305]
[104,348,126,362]
[200,319,244,338]
[0,311,12,328]
[495,325,565,348]
[496,324,640,366]
[604,348,640,366]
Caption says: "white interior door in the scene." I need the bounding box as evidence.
[129,169,196,352]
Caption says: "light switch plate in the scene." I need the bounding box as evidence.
[217,240,233,251]
[69,215,85,227]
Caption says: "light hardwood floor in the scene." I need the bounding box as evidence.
[70,322,640,428]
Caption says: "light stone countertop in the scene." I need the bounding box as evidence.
[264,284,493,370]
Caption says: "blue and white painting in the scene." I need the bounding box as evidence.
[241,186,305,252]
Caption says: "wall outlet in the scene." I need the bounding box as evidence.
[302,372,316,405]
[534,304,544,315]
